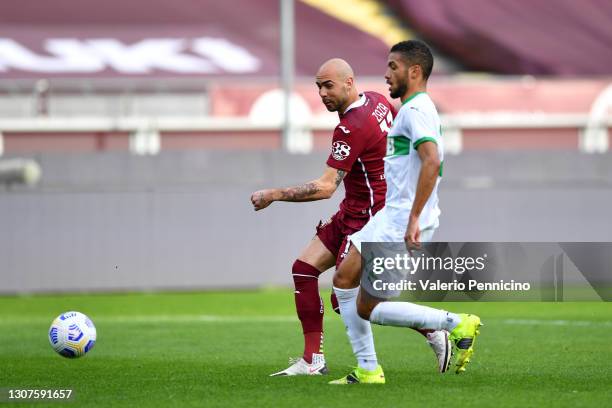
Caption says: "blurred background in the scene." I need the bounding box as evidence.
[0,0,611,293]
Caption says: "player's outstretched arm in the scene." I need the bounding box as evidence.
[250,166,346,211]
[405,141,440,248]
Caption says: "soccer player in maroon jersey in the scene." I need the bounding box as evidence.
[250,58,393,376]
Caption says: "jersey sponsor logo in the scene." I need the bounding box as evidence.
[338,125,350,134]
[386,137,394,156]
[331,141,351,161]
[386,136,411,156]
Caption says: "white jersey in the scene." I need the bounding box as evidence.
[348,91,444,253]
[384,92,443,230]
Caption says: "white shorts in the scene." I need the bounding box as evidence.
[350,207,437,299]
[349,207,437,253]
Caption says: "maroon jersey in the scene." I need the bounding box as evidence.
[326,91,394,228]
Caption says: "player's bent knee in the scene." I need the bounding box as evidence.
[357,300,373,320]
[332,272,354,289]
[333,261,360,289]
[332,273,343,288]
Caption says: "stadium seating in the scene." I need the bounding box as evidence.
[386,0,612,75]
[0,0,610,154]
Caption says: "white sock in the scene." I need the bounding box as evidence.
[333,286,378,371]
[369,301,461,331]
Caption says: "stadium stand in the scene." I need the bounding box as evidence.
[0,0,390,78]
[0,0,610,155]
[386,0,612,75]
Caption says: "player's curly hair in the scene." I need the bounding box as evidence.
[390,40,434,80]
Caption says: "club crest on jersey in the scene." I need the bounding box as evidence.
[331,141,351,161]
[338,125,351,134]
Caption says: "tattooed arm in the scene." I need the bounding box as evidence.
[251,166,346,211]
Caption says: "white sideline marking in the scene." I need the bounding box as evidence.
[0,315,299,325]
[108,315,299,323]
[1,316,611,326]
[502,319,612,327]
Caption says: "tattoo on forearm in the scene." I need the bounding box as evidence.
[334,170,346,187]
[280,182,320,201]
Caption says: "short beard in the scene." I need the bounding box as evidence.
[390,82,407,99]
[326,103,339,112]
[326,97,346,112]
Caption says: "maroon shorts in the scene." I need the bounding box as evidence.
[316,211,366,268]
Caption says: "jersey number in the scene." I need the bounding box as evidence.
[378,111,393,134]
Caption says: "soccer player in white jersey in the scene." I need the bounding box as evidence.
[329,40,483,384]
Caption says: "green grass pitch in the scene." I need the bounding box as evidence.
[0,290,611,407]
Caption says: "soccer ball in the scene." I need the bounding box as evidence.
[48,311,97,358]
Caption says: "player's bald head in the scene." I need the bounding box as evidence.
[316,58,354,82]
[315,58,358,113]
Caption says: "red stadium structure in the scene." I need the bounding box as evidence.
[0,0,610,155]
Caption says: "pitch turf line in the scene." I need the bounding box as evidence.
[0,315,297,324]
[502,318,612,326]
[1,315,611,326]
